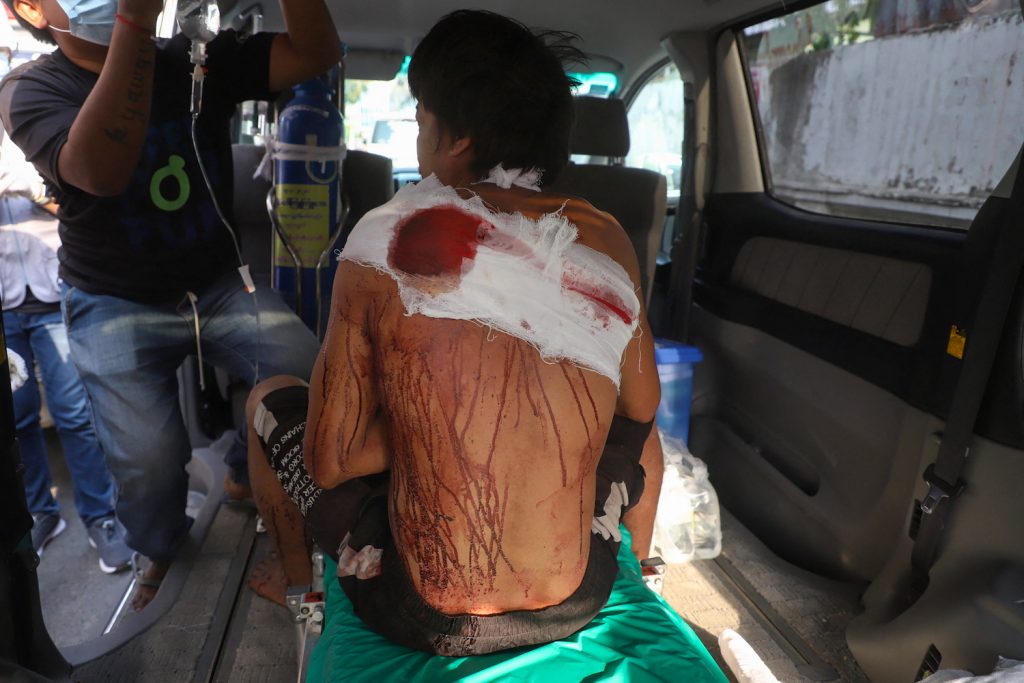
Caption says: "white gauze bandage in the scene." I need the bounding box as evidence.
[339,172,640,387]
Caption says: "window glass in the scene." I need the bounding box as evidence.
[569,72,619,98]
[1,15,56,77]
[344,57,418,171]
[742,0,1024,229]
[342,66,621,174]
[625,62,683,201]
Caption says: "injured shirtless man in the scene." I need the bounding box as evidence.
[245,9,664,656]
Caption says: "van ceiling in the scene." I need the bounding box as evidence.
[234,0,778,85]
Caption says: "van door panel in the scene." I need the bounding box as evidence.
[688,191,965,580]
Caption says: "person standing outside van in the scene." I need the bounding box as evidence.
[0,0,337,609]
[2,131,131,572]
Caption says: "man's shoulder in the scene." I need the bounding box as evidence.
[470,183,618,232]
[527,189,641,290]
[1,53,85,109]
[547,192,615,227]
[1,57,57,133]
[2,55,50,94]
[334,258,394,297]
[337,258,392,289]
[538,190,630,252]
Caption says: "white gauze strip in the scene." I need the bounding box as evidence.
[340,173,640,387]
[253,138,348,181]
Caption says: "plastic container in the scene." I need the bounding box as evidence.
[653,453,695,563]
[653,433,722,562]
[685,455,722,559]
[654,339,703,444]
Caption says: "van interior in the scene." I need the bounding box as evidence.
[2,0,1023,681]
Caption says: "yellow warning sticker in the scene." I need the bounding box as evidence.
[947,325,967,360]
[273,184,331,268]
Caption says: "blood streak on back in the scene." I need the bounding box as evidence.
[388,206,494,278]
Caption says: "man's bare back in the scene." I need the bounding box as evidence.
[377,298,617,614]
[308,184,650,615]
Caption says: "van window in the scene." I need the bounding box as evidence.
[345,59,418,171]
[625,61,683,263]
[625,62,683,203]
[741,0,1024,229]
[570,71,619,98]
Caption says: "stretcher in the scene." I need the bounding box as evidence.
[304,528,728,682]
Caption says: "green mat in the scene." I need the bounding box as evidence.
[307,528,727,682]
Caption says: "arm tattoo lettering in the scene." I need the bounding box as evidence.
[103,127,128,144]
[121,106,145,123]
[106,45,154,145]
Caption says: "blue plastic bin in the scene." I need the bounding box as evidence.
[654,339,703,444]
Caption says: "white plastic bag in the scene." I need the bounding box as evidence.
[652,433,722,562]
[718,629,782,683]
[7,347,28,392]
[925,658,1024,682]
[652,439,695,562]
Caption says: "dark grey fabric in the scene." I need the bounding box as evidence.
[571,96,630,158]
[341,150,394,242]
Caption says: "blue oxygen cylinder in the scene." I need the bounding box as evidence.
[272,75,344,335]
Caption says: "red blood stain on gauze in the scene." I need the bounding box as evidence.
[562,279,634,326]
[388,205,635,329]
[388,206,494,278]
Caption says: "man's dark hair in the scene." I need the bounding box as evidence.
[408,10,583,185]
[1,0,56,45]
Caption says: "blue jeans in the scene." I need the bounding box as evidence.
[4,309,116,526]
[62,271,319,562]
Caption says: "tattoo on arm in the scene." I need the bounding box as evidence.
[104,44,154,146]
[103,127,128,144]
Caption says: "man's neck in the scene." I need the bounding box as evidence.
[52,34,109,74]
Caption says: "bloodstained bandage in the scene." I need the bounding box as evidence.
[388,206,493,278]
[341,171,640,386]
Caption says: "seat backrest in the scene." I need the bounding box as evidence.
[549,96,667,308]
[340,149,394,246]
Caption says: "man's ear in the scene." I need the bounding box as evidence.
[12,0,47,29]
[448,136,472,159]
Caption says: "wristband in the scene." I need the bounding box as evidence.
[115,13,154,37]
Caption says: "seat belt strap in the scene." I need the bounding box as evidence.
[908,144,1024,602]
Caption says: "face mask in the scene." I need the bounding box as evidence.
[50,0,117,45]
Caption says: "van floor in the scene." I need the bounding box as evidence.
[666,510,870,682]
[36,429,867,682]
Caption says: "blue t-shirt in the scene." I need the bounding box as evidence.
[0,31,276,303]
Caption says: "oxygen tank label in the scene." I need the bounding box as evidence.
[274,183,331,267]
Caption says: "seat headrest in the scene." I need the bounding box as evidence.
[570,96,630,158]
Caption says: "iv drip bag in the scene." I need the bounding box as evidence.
[176,0,219,43]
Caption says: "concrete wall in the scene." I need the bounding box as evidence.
[757,12,1023,227]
